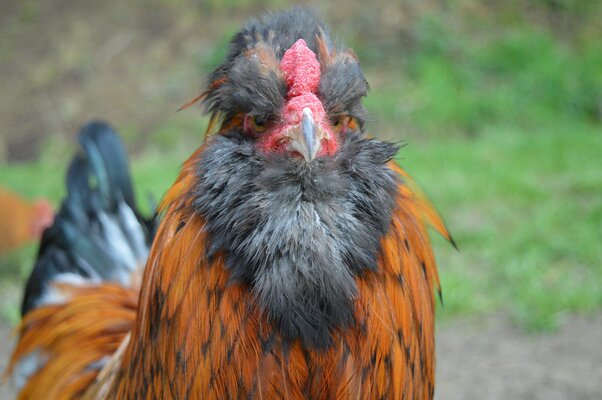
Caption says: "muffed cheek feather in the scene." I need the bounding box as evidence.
[319,129,339,156]
[257,127,290,154]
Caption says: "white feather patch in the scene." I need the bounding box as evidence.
[36,272,98,307]
[12,349,48,391]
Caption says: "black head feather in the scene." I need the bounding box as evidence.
[204,7,368,125]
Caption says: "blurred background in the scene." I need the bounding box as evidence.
[1,0,600,398]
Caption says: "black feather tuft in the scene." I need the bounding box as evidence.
[203,7,369,126]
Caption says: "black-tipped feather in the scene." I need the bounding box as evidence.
[77,122,136,211]
[21,121,155,315]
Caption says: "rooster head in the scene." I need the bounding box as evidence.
[201,9,368,162]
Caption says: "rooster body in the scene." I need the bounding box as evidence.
[9,9,452,399]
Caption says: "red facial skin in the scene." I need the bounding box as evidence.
[252,39,339,158]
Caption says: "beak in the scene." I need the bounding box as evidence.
[289,107,321,162]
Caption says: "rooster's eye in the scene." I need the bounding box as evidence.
[245,115,268,134]
[332,116,357,135]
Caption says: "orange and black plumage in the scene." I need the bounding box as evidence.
[8,8,453,399]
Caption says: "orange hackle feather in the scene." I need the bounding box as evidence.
[177,76,228,112]
[8,146,450,398]
[7,283,138,400]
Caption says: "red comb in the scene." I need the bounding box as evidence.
[280,39,321,97]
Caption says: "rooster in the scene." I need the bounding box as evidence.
[8,8,453,399]
[0,188,53,255]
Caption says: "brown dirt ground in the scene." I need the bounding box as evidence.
[2,311,601,399]
[435,314,602,399]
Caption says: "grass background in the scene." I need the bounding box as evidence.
[0,0,600,331]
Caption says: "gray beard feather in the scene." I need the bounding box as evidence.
[193,132,399,348]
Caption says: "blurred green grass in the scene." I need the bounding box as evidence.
[1,1,601,330]
[409,125,602,329]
